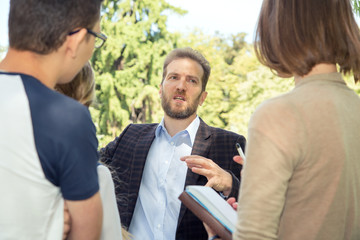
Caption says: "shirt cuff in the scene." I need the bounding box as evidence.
[209,234,221,240]
[219,191,229,200]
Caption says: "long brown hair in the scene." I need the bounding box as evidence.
[255,0,360,82]
[55,61,95,107]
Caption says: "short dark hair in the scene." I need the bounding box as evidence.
[9,0,103,54]
[255,0,360,82]
[162,47,211,91]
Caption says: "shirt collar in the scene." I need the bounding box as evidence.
[155,116,200,147]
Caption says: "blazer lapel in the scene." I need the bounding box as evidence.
[177,118,212,226]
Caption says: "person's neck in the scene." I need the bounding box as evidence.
[0,48,62,89]
[294,63,337,84]
[163,114,197,137]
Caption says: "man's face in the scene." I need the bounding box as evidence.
[159,58,207,119]
[59,19,100,85]
[76,20,100,73]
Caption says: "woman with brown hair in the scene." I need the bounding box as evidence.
[55,61,96,108]
[234,0,360,239]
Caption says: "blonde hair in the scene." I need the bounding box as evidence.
[122,229,132,240]
[55,61,95,107]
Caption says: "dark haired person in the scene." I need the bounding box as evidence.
[233,0,360,239]
[100,47,246,240]
[0,0,106,239]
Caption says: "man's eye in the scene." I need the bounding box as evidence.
[189,79,197,84]
[169,76,177,80]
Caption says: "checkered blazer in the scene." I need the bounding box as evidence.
[99,118,246,240]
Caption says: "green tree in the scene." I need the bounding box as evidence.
[91,0,360,148]
[91,0,186,146]
[0,45,7,60]
[177,31,293,138]
[170,31,257,134]
[353,0,360,15]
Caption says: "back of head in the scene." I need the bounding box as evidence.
[9,0,103,54]
[162,47,211,91]
[255,0,360,82]
[55,61,95,107]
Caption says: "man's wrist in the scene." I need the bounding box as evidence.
[219,191,229,200]
[222,171,233,196]
[209,234,220,240]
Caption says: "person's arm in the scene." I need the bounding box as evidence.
[235,100,302,239]
[63,202,71,240]
[98,137,119,165]
[180,134,245,198]
[65,192,103,240]
[180,155,233,196]
[227,136,246,199]
[98,124,132,165]
[55,107,102,239]
[97,165,123,239]
[225,169,240,199]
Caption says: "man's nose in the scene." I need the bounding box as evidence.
[176,78,187,91]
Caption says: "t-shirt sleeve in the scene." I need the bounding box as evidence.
[22,75,100,201]
[58,109,99,200]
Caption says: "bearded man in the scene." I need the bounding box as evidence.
[99,47,246,240]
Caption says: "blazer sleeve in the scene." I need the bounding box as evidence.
[99,124,132,165]
[227,135,246,199]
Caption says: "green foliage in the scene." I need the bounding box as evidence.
[169,31,293,138]
[0,45,7,60]
[91,0,185,144]
[343,74,360,96]
[354,0,360,16]
[92,0,360,147]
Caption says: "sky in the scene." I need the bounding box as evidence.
[1,1,359,47]
[0,0,263,47]
[0,0,9,46]
[165,0,263,42]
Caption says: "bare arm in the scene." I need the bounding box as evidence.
[65,192,103,240]
[63,202,71,240]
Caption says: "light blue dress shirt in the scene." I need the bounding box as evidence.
[129,116,200,240]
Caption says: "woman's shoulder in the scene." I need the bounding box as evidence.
[97,164,112,180]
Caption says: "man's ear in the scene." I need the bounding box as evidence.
[65,28,87,58]
[159,84,162,97]
[199,91,208,106]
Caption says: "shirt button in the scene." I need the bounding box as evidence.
[171,142,174,145]
[157,224,161,229]
[165,160,168,164]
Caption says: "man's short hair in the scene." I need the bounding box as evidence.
[9,0,103,54]
[255,0,360,82]
[162,47,211,91]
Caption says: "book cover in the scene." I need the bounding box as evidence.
[179,186,237,240]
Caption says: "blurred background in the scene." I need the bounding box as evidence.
[1,0,359,147]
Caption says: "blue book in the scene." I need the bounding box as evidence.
[179,185,237,240]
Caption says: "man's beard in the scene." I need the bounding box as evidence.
[161,90,202,119]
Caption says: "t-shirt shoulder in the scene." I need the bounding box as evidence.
[19,73,99,200]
